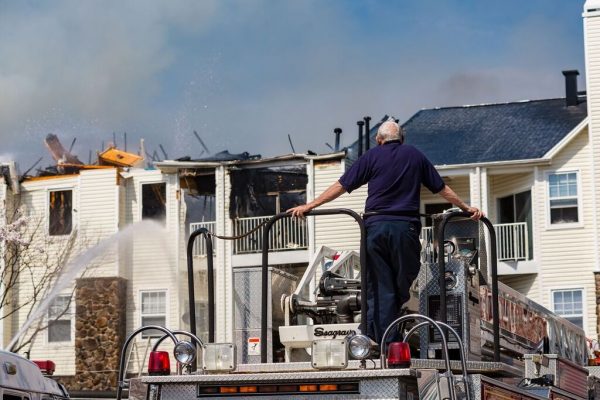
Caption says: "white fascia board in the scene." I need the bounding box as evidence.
[584,0,600,17]
[542,118,589,159]
[435,158,551,173]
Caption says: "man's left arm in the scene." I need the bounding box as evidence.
[437,185,484,220]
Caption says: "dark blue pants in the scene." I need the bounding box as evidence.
[366,220,421,344]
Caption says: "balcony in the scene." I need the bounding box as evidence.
[190,216,308,256]
[420,222,529,262]
[191,219,529,263]
[190,221,217,256]
[233,216,308,254]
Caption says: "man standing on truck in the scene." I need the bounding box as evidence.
[288,118,483,344]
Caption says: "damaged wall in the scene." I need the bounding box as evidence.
[229,166,307,218]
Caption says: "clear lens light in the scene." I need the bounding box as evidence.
[174,341,196,365]
[348,334,372,359]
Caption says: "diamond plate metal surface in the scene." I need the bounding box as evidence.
[141,368,416,384]
[410,359,522,377]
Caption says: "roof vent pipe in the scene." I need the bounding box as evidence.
[364,116,371,151]
[334,128,342,152]
[562,70,580,107]
[357,121,365,157]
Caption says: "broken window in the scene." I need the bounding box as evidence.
[49,190,73,236]
[229,166,307,218]
[142,183,166,223]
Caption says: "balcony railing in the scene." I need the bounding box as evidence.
[192,219,528,261]
[190,221,217,256]
[420,222,529,262]
[495,222,529,261]
[233,216,308,254]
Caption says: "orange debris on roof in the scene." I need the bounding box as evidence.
[98,147,144,167]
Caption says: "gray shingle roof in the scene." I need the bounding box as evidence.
[403,99,587,165]
[346,99,587,166]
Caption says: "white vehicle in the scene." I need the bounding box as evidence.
[0,350,69,400]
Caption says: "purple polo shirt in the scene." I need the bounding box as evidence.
[339,140,445,225]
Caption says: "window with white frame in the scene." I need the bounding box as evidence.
[141,291,167,338]
[548,172,579,224]
[552,289,584,328]
[48,294,72,342]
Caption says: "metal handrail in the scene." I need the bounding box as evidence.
[380,314,455,399]
[404,321,471,400]
[116,326,179,400]
[187,228,215,351]
[260,209,366,363]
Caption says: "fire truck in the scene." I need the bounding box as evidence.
[119,210,600,399]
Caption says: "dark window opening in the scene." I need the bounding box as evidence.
[181,173,217,237]
[497,190,533,260]
[424,203,452,227]
[142,183,166,223]
[4,395,26,400]
[229,166,308,219]
[49,190,73,236]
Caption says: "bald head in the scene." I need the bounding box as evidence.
[376,120,403,144]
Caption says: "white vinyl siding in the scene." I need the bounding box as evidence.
[552,288,584,328]
[312,159,365,252]
[535,129,596,336]
[17,175,79,375]
[548,172,580,225]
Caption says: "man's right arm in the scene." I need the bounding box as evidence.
[437,185,484,220]
[287,181,346,218]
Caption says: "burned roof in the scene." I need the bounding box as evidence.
[176,150,261,163]
[346,99,588,166]
[98,147,144,167]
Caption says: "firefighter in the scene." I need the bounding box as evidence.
[288,118,483,344]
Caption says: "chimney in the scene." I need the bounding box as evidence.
[364,116,371,151]
[562,70,580,107]
[334,128,342,152]
[357,121,365,157]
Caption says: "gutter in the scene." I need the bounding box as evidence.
[435,157,552,171]
[154,151,346,171]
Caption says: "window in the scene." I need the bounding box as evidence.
[552,289,584,328]
[423,203,452,227]
[548,172,579,224]
[49,190,73,235]
[48,295,72,342]
[141,291,167,338]
[142,183,166,223]
[4,394,28,400]
[497,190,533,259]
